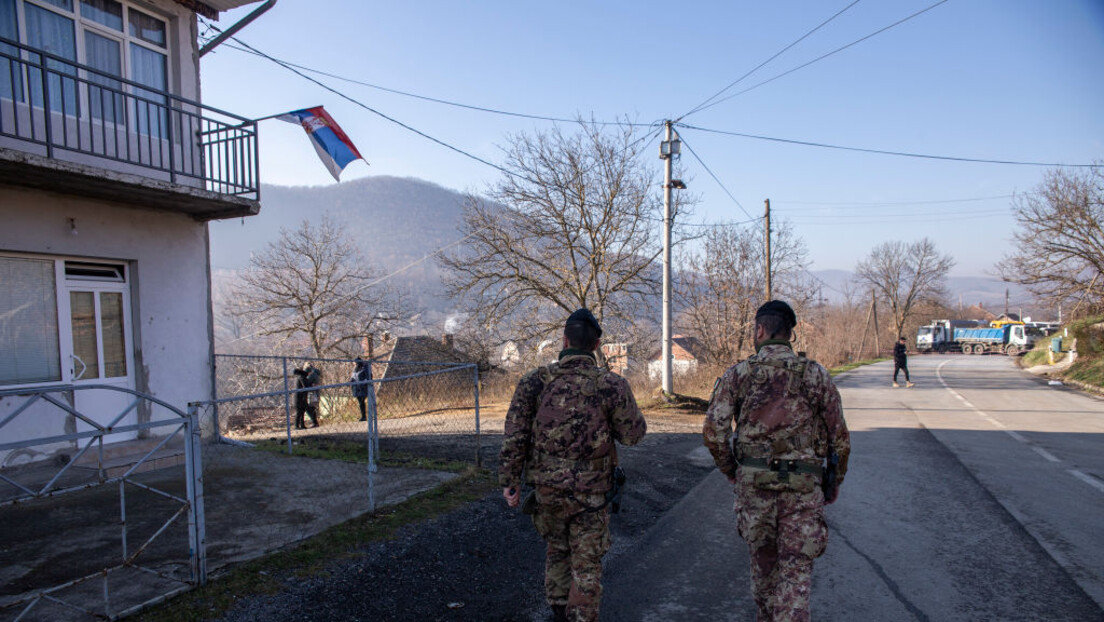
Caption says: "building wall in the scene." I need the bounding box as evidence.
[0,185,213,462]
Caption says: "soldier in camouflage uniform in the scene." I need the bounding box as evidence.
[500,309,646,622]
[703,300,850,622]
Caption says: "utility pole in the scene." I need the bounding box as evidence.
[871,290,881,355]
[1005,288,1010,315]
[659,120,679,396]
[764,198,772,301]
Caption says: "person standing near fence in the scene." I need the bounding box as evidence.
[293,362,322,429]
[351,357,370,422]
[500,308,646,622]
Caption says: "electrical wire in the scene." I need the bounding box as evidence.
[777,194,1013,207]
[678,134,755,221]
[680,0,863,120]
[691,0,951,113]
[199,18,648,128]
[677,123,1099,168]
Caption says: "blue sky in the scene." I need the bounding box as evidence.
[199,1,1104,278]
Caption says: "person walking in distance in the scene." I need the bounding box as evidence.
[893,336,914,388]
[499,309,646,622]
[703,300,850,622]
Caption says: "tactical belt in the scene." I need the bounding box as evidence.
[533,452,612,473]
[739,456,822,476]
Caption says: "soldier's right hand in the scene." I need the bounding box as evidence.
[503,487,520,508]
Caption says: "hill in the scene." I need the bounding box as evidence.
[209,176,471,313]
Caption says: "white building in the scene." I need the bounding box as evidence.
[1,0,268,466]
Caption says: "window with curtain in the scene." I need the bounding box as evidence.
[1,0,22,101]
[0,257,62,385]
[84,29,123,122]
[11,0,170,118]
[24,1,78,113]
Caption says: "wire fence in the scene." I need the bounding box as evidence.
[195,354,483,566]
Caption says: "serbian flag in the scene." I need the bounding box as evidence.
[276,106,364,181]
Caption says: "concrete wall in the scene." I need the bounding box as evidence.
[0,185,213,464]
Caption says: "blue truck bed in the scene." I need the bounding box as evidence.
[954,327,1006,342]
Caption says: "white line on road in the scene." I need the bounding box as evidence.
[1032,446,1062,463]
[935,359,1101,494]
[1068,469,1104,494]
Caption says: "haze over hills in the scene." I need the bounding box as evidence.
[209,176,470,314]
[209,176,1047,327]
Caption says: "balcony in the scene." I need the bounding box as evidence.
[0,37,260,221]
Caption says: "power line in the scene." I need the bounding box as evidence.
[200,18,648,128]
[680,0,863,120]
[777,194,1013,207]
[693,0,951,112]
[801,266,846,295]
[678,134,755,221]
[224,35,534,183]
[787,210,1011,225]
[677,123,1099,168]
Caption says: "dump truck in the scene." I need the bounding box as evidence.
[916,319,985,353]
[953,324,1040,355]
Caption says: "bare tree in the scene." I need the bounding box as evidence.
[997,165,1104,314]
[855,238,955,339]
[677,220,812,365]
[232,215,414,359]
[441,120,686,342]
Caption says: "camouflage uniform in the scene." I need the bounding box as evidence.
[500,352,646,622]
[704,342,850,622]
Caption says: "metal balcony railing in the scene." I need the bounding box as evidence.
[0,37,259,200]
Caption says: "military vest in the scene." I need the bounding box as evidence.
[524,359,616,492]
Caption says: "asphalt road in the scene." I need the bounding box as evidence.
[603,355,1104,621]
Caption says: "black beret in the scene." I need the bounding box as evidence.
[755,300,797,329]
[565,308,602,338]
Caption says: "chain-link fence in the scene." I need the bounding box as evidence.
[194,354,482,567]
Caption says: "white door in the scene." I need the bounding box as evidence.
[64,266,136,442]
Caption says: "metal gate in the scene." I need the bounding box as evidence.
[0,384,204,621]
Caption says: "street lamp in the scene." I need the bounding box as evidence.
[659,122,685,396]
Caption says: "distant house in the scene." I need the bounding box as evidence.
[647,335,705,380]
[1,0,268,465]
[601,342,630,376]
[372,334,477,412]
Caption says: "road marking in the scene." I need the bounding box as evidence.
[1032,446,1061,463]
[936,359,1104,494]
[1068,469,1104,494]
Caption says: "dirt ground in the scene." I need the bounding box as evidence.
[203,409,711,622]
[0,444,456,622]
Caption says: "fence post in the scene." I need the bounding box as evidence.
[366,373,377,514]
[367,361,379,459]
[283,356,292,455]
[184,403,207,586]
[472,365,482,468]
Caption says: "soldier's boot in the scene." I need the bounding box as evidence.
[892,381,899,388]
[551,605,568,622]
[907,381,915,388]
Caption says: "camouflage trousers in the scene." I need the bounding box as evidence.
[532,487,611,622]
[734,478,828,622]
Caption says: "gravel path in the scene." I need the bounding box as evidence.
[210,413,710,622]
